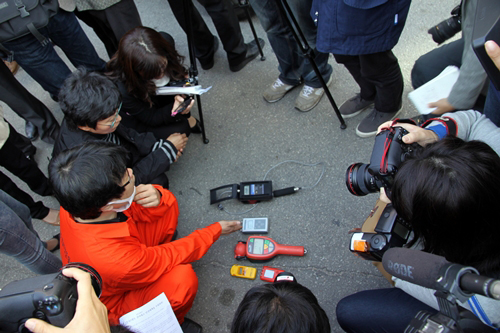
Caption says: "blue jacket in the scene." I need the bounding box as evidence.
[311,0,412,55]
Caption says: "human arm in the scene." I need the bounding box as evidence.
[378,109,500,153]
[119,85,189,126]
[444,0,488,111]
[24,268,111,333]
[111,221,241,291]
[117,126,178,185]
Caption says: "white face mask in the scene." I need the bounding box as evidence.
[152,75,170,87]
[107,186,136,212]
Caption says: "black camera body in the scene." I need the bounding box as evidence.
[346,126,419,197]
[0,263,102,333]
[428,4,462,44]
[349,203,411,261]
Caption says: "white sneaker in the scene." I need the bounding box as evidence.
[263,78,297,103]
[294,75,333,112]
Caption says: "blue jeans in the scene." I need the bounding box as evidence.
[336,288,437,333]
[2,10,105,98]
[249,0,332,88]
[0,190,61,274]
[484,82,500,127]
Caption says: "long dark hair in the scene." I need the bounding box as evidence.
[107,26,186,106]
[392,137,500,277]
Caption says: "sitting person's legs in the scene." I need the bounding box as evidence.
[336,288,437,333]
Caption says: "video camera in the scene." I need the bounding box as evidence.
[383,248,500,332]
[0,263,102,333]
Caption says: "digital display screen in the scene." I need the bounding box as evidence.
[264,270,275,279]
[253,239,264,254]
[393,223,410,239]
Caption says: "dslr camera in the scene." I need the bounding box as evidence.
[345,126,419,198]
[0,263,102,333]
[346,125,419,261]
[428,4,462,44]
[349,200,412,261]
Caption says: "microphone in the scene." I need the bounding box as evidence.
[382,248,500,300]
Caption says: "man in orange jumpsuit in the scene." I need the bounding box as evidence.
[48,141,241,327]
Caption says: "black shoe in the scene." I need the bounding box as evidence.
[190,118,202,134]
[229,38,265,72]
[199,37,220,70]
[181,318,202,333]
[25,121,38,141]
[48,234,60,253]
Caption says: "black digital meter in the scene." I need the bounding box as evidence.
[210,181,273,204]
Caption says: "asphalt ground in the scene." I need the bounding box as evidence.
[0,0,457,331]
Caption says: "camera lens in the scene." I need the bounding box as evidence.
[428,15,461,44]
[63,262,103,297]
[345,163,382,196]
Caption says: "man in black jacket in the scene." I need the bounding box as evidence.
[53,69,188,188]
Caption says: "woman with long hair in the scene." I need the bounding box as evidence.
[107,27,200,140]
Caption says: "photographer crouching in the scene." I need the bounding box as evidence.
[338,111,500,332]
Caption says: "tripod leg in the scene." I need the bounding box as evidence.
[243,6,265,60]
[195,94,209,144]
[276,0,346,129]
[183,0,209,143]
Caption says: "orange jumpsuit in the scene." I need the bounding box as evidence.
[59,186,222,324]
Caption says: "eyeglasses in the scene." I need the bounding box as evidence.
[121,169,132,188]
[106,102,122,128]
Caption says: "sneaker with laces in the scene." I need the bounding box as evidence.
[339,94,375,118]
[295,75,333,112]
[355,107,402,138]
[263,78,297,103]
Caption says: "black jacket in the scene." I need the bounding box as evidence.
[53,119,176,186]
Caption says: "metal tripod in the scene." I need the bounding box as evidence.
[275,0,346,129]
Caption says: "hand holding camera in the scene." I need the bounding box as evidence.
[378,121,439,147]
[25,268,110,333]
[0,263,102,333]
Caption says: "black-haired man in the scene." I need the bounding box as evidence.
[53,69,187,188]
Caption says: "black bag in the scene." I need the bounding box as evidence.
[0,0,59,60]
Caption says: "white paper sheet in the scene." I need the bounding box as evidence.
[156,85,212,96]
[408,66,460,114]
[119,293,183,333]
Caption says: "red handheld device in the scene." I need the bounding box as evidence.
[234,236,306,263]
[260,266,285,282]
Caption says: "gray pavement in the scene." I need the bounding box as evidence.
[0,0,457,331]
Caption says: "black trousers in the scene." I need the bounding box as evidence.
[0,125,51,219]
[411,39,463,90]
[334,50,404,113]
[75,0,143,58]
[0,61,60,143]
[167,0,247,65]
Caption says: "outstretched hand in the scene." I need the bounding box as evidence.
[219,221,242,235]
